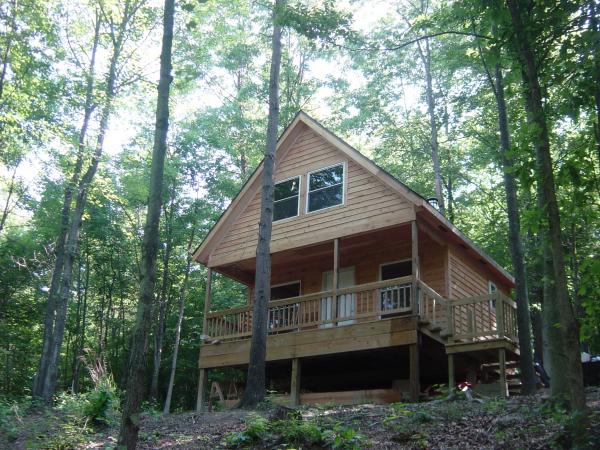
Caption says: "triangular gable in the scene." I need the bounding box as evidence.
[193,111,515,286]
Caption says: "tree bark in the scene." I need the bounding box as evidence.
[589,0,600,168]
[416,36,445,216]
[150,191,176,402]
[33,11,101,400]
[118,0,174,447]
[506,0,586,413]
[238,0,284,409]
[163,214,197,414]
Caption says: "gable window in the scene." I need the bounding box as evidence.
[489,281,497,311]
[273,177,300,222]
[307,163,345,213]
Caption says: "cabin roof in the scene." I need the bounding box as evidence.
[193,111,515,287]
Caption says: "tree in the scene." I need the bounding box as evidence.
[504,0,586,414]
[237,0,284,409]
[118,0,175,446]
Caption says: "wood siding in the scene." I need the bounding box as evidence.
[208,129,414,267]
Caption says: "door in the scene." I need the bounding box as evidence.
[321,266,355,327]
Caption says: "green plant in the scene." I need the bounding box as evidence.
[324,423,365,450]
[224,413,270,447]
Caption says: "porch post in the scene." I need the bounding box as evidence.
[499,348,507,398]
[196,368,208,412]
[290,358,301,407]
[197,268,212,412]
[447,353,455,393]
[409,342,420,402]
[411,220,420,315]
[202,268,212,333]
[332,238,339,325]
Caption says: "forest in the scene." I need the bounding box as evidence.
[0,0,599,448]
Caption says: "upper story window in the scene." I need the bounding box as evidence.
[307,163,345,213]
[273,177,300,222]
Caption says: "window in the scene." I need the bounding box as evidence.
[380,260,412,312]
[489,281,497,311]
[273,177,300,221]
[271,281,301,300]
[307,163,344,213]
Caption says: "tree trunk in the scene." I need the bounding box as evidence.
[0,0,18,103]
[589,0,600,168]
[33,12,101,400]
[150,194,175,402]
[506,0,586,413]
[417,36,445,215]
[118,0,174,447]
[163,214,197,414]
[489,55,537,394]
[238,0,284,409]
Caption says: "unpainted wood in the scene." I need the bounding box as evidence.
[196,368,208,412]
[290,358,301,406]
[409,343,420,402]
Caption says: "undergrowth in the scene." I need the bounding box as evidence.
[223,411,366,449]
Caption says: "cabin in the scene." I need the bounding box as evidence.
[193,112,520,408]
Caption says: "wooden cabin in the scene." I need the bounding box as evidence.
[193,112,520,408]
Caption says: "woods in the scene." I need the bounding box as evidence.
[1,0,599,448]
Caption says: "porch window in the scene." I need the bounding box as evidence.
[269,281,301,332]
[380,260,412,312]
[488,281,497,311]
[307,163,344,213]
[274,177,300,222]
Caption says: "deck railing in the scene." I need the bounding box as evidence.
[205,275,414,341]
[204,278,518,345]
[449,291,517,342]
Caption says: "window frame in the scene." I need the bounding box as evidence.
[305,162,346,215]
[270,280,302,301]
[488,280,498,312]
[273,175,301,223]
[379,259,413,281]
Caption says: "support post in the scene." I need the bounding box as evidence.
[496,292,505,339]
[290,358,301,407]
[196,368,208,412]
[411,220,420,315]
[499,348,507,398]
[409,343,420,402]
[447,353,455,393]
[202,268,212,333]
[197,269,212,412]
[331,238,339,325]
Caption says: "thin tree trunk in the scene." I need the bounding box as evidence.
[0,163,18,234]
[163,214,197,414]
[72,251,89,394]
[238,0,284,409]
[589,0,600,168]
[150,195,175,402]
[416,36,445,215]
[33,12,101,400]
[506,0,586,414]
[491,58,537,395]
[0,0,18,103]
[118,0,174,447]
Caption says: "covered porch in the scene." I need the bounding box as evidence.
[196,221,519,408]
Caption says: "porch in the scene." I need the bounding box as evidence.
[196,222,519,408]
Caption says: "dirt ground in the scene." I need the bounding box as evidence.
[4,387,600,449]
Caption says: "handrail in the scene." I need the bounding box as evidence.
[203,277,519,347]
[205,276,415,341]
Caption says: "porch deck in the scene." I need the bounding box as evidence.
[199,276,518,367]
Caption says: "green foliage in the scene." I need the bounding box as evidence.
[223,412,366,449]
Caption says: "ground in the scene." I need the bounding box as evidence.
[1,388,599,449]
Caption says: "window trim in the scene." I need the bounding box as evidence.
[270,280,302,301]
[305,162,346,215]
[379,259,413,281]
[273,175,301,223]
[488,280,498,311]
